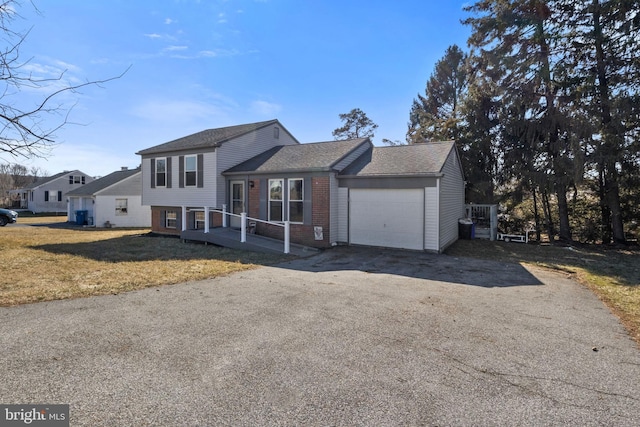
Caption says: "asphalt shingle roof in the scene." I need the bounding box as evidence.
[136,120,284,156]
[340,141,456,177]
[66,168,141,196]
[224,139,370,174]
[21,170,86,190]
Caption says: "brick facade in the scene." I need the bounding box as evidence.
[151,206,223,235]
[249,176,332,248]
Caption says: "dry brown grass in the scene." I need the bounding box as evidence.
[1,219,290,306]
[447,239,640,344]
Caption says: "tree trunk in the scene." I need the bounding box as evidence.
[555,181,572,242]
[598,165,612,244]
[592,0,626,244]
[532,185,542,242]
[542,190,555,241]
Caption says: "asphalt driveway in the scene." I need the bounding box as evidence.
[1,247,639,426]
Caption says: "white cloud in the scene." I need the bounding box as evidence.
[218,12,227,23]
[250,100,282,116]
[164,45,188,52]
[165,18,174,25]
[144,33,162,39]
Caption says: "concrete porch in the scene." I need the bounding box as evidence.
[181,228,320,257]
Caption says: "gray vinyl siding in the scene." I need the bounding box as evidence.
[336,187,349,243]
[214,125,298,205]
[424,186,439,251]
[329,174,340,244]
[438,149,466,251]
[142,152,217,207]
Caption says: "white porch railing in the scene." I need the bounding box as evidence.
[465,204,498,241]
[184,204,290,254]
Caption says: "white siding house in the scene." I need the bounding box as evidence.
[66,167,150,227]
[17,170,94,213]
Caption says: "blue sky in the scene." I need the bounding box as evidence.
[12,0,472,177]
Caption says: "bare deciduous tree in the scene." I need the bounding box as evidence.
[0,1,127,161]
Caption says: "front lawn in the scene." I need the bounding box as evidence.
[0,219,290,306]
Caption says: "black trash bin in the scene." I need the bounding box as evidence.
[458,218,473,239]
[76,210,88,226]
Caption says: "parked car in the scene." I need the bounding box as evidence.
[0,208,18,226]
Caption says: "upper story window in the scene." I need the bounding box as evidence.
[178,154,203,188]
[156,158,167,187]
[185,155,197,186]
[274,127,280,139]
[69,175,85,184]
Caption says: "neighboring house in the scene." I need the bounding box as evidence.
[13,170,94,213]
[66,167,150,227]
[137,119,466,252]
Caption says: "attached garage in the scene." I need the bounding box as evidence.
[349,189,425,250]
[337,142,465,253]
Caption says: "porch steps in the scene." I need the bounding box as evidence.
[180,228,320,257]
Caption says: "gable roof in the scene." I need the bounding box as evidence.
[136,119,296,156]
[223,138,371,175]
[66,168,141,196]
[340,141,456,177]
[23,170,85,190]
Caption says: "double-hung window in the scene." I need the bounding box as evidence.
[288,178,303,223]
[156,158,167,187]
[268,179,283,222]
[185,155,197,186]
[166,211,177,228]
[268,178,304,223]
[195,211,205,229]
[115,199,128,216]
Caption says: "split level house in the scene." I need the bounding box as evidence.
[66,167,150,227]
[10,170,94,213]
[136,119,466,252]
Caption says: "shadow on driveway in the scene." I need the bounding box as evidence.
[278,245,543,288]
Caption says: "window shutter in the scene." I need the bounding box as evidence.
[44,191,49,202]
[58,191,62,202]
[197,154,204,188]
[161,210,166,228]
[166,157,172,188]
[150,159,156,189]
[179,156,184,188]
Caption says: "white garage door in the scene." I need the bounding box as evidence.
[349,189,424,250]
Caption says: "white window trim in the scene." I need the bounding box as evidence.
[195,211,205,229]
[288,178,304,224]
[156,158,167,188]
[166,211,177,228]
[185,155,197,187]
[115,198,128,216]
[268,178,283,222]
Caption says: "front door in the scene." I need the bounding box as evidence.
[230,180,245,228]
